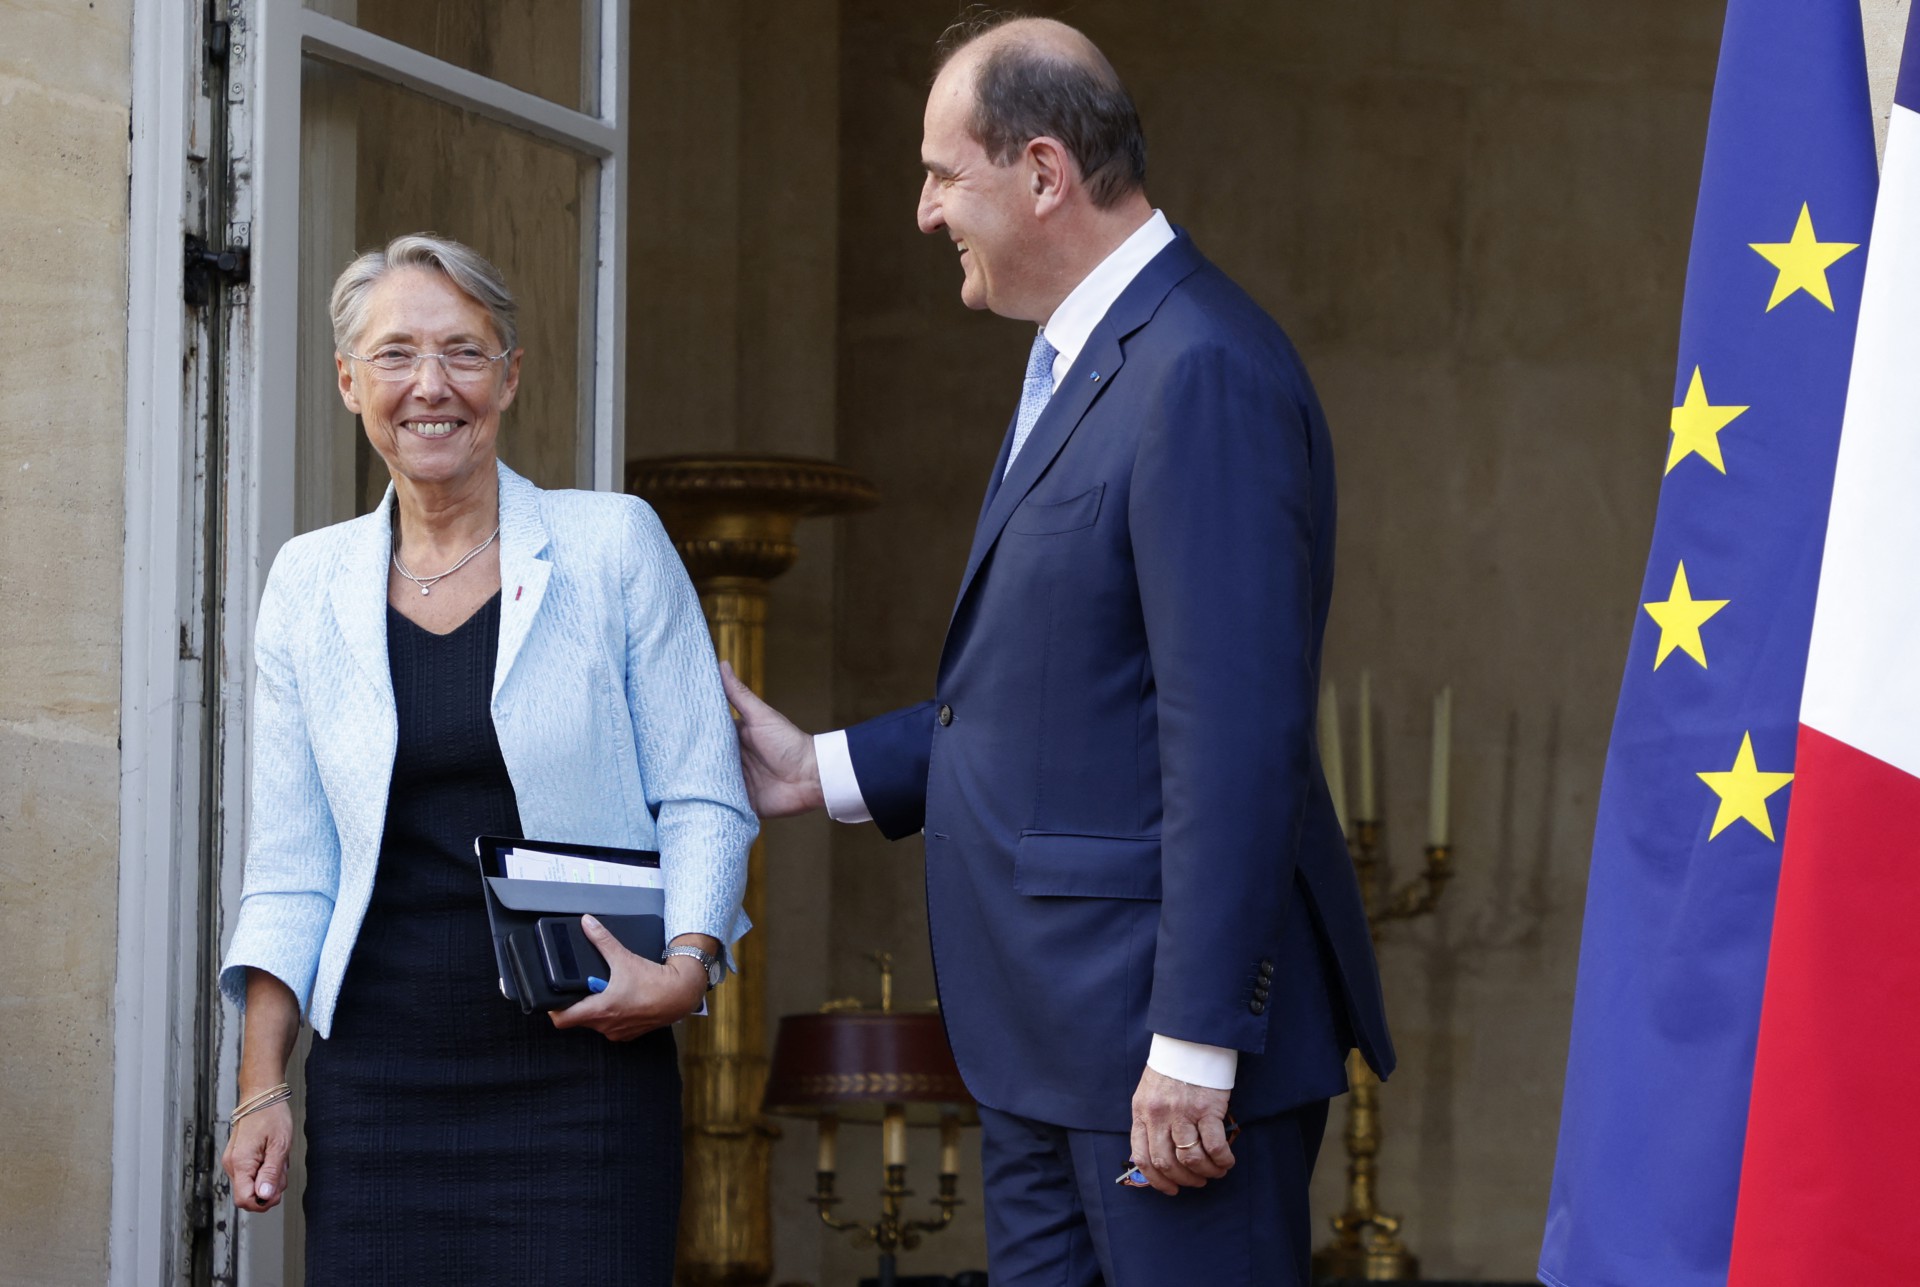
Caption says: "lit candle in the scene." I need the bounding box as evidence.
[883,1104,907,1169]
[1319,680,1349,838]
[1357,669,1376,822]
[939,1110,960,1177]
[1428,686,1452,847]
[816,1113,838,1174]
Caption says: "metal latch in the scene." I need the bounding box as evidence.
[184,233,250,308]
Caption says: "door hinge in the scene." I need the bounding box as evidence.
[184,1120,217,1235]
[184,233,250,308]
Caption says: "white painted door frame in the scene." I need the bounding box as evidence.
[111,0,211,1281]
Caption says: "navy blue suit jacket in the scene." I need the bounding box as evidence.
[848,233,1394,1132]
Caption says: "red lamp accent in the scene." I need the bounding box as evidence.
[764,1011,977,1126]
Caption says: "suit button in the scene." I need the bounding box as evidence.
[1249,999,1267,1015]
[1258,961,1274,979]
[1254,984,1271,1001]
[938,704,953,726]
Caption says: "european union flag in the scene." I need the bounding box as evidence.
[1539,2,1876,1285]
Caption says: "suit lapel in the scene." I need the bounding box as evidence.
[953,329,1126,613]
[492,461,553,702]
[951,232,1208,620]
[329,490,397,703]
[976,410,1020,524]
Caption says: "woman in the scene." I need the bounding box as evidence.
[218,233,755,1283]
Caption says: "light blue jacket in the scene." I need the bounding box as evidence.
[219,461,756,1036]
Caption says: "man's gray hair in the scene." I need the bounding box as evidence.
[329,233,519,353]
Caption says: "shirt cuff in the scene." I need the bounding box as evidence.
[813,730,873,824]
[1147,1034,1239,1090]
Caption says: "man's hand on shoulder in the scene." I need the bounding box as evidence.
[1129,1065,1235,1195]
[719,661,826,817]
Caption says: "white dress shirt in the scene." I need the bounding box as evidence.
[814,210,1237,1091]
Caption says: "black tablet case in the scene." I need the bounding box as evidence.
[475,835,666,1013]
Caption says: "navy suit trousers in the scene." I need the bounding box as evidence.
[978,1099,1331,1287]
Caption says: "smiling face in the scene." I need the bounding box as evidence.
[336,266,521,496]
[917,54,1043,320]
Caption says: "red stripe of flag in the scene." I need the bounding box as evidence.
[1728,724,1920,1283]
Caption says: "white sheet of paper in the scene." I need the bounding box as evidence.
[502,846,663,889]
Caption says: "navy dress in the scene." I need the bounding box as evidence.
[303,592,681,1284]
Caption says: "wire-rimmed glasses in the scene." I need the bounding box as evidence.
[344,344,511,383]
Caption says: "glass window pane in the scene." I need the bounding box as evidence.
[296,55,597,533]
[306,0,600,116]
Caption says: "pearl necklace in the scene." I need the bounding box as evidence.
[392,523,501,596]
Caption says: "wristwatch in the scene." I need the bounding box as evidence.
[662,944,723,990]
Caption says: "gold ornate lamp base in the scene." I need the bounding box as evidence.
[1314,1240,1420,1282]
[1310,1055,1420,1282]
[627,455,877,1287]
[1313,822,1455,1283]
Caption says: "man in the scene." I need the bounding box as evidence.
[721,14,1393,1285]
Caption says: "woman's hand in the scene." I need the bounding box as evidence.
[223,1101,296,1212]
[222,970,302,1214]
[549,917,709,1041]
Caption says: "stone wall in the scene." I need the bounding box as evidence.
[0,1,133,1282]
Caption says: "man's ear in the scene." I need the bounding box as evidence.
[1027,136,1073,216]
[335,353,362,414]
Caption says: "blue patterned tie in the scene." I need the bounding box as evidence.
[1004,330,1059,476]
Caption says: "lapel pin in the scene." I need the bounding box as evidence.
[515,585,523,601]
[1090,371,1101,382]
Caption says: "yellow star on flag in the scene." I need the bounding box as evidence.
[1643,562,1729,669]
[1697,732,1794,841]
[1748,203,1859,312]
[1667,367,1748,475]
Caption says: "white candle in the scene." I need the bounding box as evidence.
[1319,680,1349,838]
[883,1105,907,1168]
[1357,670,1376,821]
[939,1110,960,1177]
[816,1113,838,1174]
[1428,686,1452,847]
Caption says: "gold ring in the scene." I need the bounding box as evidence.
[1173,1136,1200,1150]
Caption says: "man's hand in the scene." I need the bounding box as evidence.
[1128,1065,1235,1195]
[719,660,826,817]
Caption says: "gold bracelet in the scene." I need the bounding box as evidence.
[230,1090,291,1125]
[232,1082,289,1116]
[229,1082,292,1124]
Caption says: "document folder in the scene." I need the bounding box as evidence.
[475,835,665,1014]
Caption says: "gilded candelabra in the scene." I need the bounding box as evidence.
[764,953,975,1287]
[1312,677,1455,1282]
[627,455,877,1287]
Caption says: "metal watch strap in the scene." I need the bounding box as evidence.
[662,944,721,990]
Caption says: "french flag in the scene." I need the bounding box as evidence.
[1727,12,1920,1284]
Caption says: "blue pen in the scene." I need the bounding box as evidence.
[587,976,608,994]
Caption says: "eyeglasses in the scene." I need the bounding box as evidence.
[344,344,510,383]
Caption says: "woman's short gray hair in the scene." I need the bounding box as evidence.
[329,233,519,353]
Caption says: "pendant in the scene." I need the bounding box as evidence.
[421,586,431,596]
